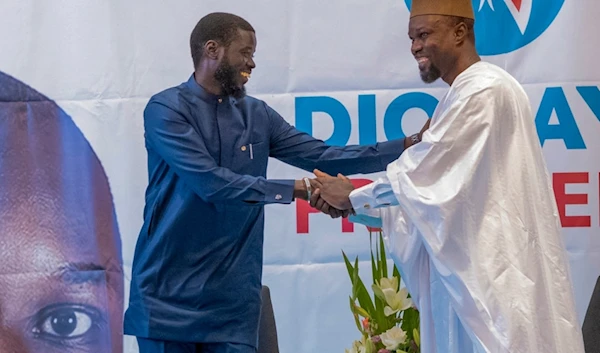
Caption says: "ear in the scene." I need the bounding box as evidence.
[454,22,468,44]
[203,40,221,60]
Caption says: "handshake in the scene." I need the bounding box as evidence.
[297,169,357,219]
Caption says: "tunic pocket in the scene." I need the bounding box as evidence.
[231,141,269,176]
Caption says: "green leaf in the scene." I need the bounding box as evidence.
[349,295,357,315]
[342,251,359,300]
[393,264,401,290]
[342,238,422,339]
[342,251,355,283]
[349,296,364,333]
[401,307,420,344]
[342,253,377,318]
[375,232,382,279]
[413,328,420,347]
[353,257,360,296]
[365,337,376,353]
[379,232,388,278]
[370,231,383,286]
[371,284,386,302]
[371,245,379,285]
[369,232,396,333]
[355,281,376,319]
[353,304,370,318]
[352,259,360,298]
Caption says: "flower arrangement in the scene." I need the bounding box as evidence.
[343,231,420,353]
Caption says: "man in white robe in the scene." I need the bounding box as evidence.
[309,0,586,351]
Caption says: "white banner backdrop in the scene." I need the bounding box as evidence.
[0,0,598,352]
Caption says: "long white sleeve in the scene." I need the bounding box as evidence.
[348,175,399,213]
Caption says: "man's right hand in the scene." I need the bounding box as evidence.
[292,178,344,218]
[311,169,355,211]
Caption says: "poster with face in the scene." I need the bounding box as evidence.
[0,1,598,352]
[0,71,124,353]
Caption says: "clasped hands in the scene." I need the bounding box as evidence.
[306,169,356,219]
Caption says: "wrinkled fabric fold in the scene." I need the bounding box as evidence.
[357,61,585,353]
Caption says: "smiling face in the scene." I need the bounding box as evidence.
[408,15,459,84]
[213,29,257,98]
[0,72,123,353]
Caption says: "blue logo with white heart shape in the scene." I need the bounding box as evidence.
[404,0,564,55]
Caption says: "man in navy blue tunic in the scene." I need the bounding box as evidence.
[124,12,427,353]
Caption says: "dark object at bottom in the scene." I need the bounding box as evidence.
[584,276,600,353]
[258,286,279,353]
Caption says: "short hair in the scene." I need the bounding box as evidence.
[190,12,255,68]
[445,15,476,42]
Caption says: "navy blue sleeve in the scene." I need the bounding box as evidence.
[265,103,405,176]
[144,101,295,205]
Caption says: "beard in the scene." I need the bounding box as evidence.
[214,58,246,99]
[420,63,442,83]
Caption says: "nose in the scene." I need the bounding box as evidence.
[247,57,256,69]
[411,40,422,56]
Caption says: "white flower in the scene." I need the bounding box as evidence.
[372,276,413,317]
[380,326,407,351]
[345,339,365,353]
[378,277,399,292]
[344,341,358,353]
[383,287,413,316]
[346,335,377,353]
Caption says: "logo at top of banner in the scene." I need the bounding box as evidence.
[404,0,564,55]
